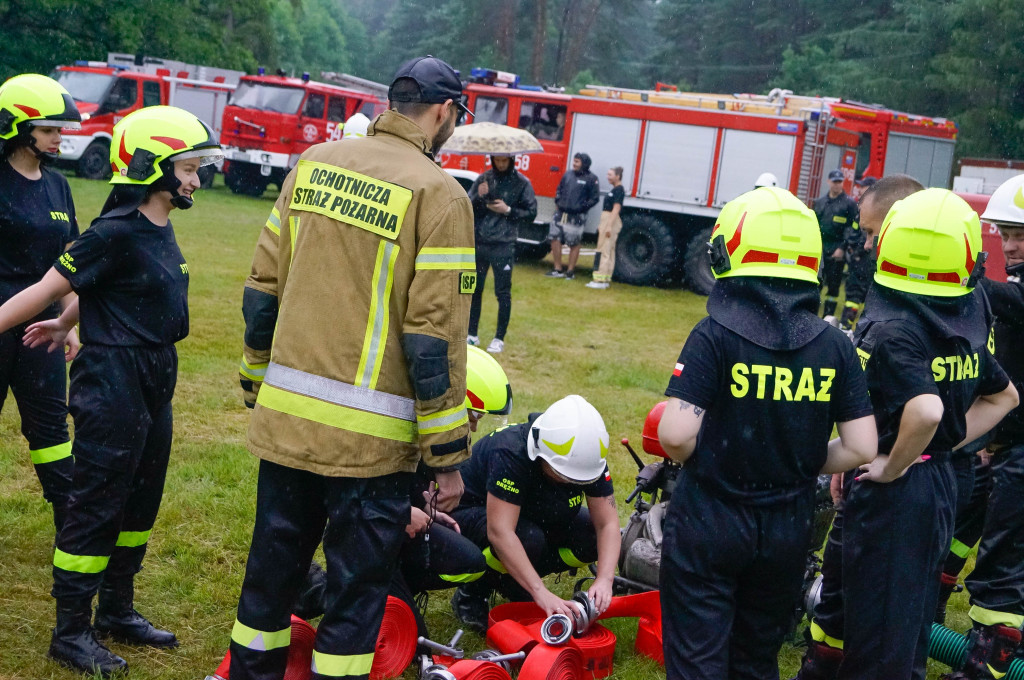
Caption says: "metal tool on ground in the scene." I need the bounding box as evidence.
[470,650,526,673]
[417,630,466,660]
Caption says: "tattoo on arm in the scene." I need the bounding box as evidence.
[605,495,617,509]
[677,400,704,416]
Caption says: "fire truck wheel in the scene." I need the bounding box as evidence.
[515,241,549,261]
[614,214,676,286]
[198,165,215,189]
[226,163,268,197]
[683,226,716,296]
[77,140,112,180]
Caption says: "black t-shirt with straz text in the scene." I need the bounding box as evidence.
[0,161,78,309]
[602,185,624,212]
[458,413,615,528]
[856,319,1009,456]
[665,317,873,504]
[55,211,190,346]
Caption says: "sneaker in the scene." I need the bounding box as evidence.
[564,270,575,280]
[545,269,565,278]
[585,281,609,289]
[486,338,504,354]
[467,335,479,346]
[451,586,489,634]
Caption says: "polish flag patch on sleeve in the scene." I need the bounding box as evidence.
[673,362,684,376]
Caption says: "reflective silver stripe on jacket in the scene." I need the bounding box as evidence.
[264,362,415,421]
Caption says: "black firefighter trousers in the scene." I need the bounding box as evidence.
[966,443,1024,624]
[0,323,73,532]
[230,460,411,680]
[660,472,814,680]
[53,345,177,602]
[811,458,955,680]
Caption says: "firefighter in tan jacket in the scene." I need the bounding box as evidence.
[230,57,476,680]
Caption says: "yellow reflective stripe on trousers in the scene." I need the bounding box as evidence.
[950,537,973,559]
[809,621,843,649]
[288,216,300,264]
[558,547,589,569]
[231,619,291,651]
[239,355,268,381]
[416,404,468,435]
[311,650,375,677]
[969,605,1024,629]
[265,207,281,236]
[356,240,399,390]
[482,547,508,574]
[115,530,151,548]
[414,247,475,270]
[439,571,485,583]
[30,441,72,464]
[257,383,416,443]
[54,548,109,574]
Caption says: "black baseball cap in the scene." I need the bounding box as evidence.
[855,176,877,188]
[389,56,473,118]
[827,169,844,182]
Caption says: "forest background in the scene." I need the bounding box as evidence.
[2,0,1022,161]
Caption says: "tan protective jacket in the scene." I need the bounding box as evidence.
[239,110,476,477]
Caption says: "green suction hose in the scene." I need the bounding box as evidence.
[929,622,1024,678]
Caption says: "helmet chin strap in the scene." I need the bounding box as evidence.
[1007,261,1024,277]
[22,132,57,162]
[156,161,194,210]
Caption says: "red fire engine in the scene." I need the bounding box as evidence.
[439,69,959,293]
[219,71,387,197]
[52,53,241,182]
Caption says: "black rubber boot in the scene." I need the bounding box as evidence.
[95,577,178,648]
[934,572,962,625]
[943,623,1022,680]
[49,598,128,677]
[791,640,844,680]
[293,561,327,620]
[451,583,491,634]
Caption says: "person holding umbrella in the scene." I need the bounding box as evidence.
[441,122,542,354]
[466,156,536,353]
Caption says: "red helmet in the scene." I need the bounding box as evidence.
[642,401,669,458]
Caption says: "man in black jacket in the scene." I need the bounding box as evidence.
[467,155,537,354]
[814,169,859,321]
[547,152,599,280]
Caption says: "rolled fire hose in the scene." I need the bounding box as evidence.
[570,624,616,679]
[929,622,1024,679]
[369,596,419,680]
[517,645,584,680]
[206,615,317,680]
[450,656,522,679]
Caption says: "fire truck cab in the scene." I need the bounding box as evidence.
[220,72,386,197]
[52,53,241,181]
[441,70,959,293]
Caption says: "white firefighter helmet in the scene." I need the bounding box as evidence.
[343,112,370,139]
[981,174,1024,228]
[527,395,609,483]
[754,172,779,188]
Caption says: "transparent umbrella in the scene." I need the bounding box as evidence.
[439,122,544,156]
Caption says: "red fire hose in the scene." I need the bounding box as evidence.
[369,596,419,680]
[447,659,513,680]
[517,645,584,680]
[597,591,663,664]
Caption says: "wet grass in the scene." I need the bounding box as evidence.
[0,175,971,679]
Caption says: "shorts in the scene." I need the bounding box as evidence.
[549,212,585,247]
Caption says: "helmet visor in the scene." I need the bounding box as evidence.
[169,146,224,167]
[28,118,81,131]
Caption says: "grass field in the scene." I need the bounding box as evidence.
[0,175,973,679]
